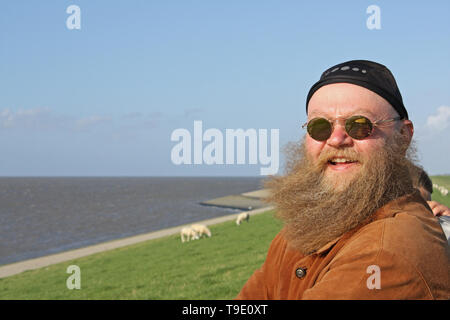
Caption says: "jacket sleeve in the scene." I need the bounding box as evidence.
[235,231,286,300]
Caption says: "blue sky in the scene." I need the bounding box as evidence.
[1,1,449,176]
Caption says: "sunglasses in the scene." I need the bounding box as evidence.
[302,115,401,141]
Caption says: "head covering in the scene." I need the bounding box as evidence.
[306,60,408,119]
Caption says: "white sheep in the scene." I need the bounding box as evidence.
[190,224,212,238]
[236,212,250,225]
[180,227,199,243]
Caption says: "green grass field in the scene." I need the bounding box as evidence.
[0,210,282,300]
[1,175,448,300]
[431,175,450,207]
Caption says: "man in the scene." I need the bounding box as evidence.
[236,60,450,299]
[410,165,450,217]
[410,166,450,243]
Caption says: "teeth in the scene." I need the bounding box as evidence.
[331,158,354,163]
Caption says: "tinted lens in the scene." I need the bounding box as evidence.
[307,118,332,141]
[345,116,373,139]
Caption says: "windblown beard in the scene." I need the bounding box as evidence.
[264,132,416,255]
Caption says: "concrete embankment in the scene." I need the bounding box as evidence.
[0,189,272,279]
[199,189,270,210]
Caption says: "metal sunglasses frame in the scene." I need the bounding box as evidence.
[301,115,402,140]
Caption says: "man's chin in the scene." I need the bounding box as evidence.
[323,166,360,191]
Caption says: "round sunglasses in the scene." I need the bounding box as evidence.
[302,115,401,141]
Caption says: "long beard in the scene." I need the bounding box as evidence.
[264,131,416,255]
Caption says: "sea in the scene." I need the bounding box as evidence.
[0,177,265,266]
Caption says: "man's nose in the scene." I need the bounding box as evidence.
[326,123,353,148]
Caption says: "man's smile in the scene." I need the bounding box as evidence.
[327,157,360,172]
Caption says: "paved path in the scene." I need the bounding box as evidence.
[0,206,274,279]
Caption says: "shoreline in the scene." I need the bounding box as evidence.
[0,205,274,279]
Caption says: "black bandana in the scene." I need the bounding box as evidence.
[306,60,408,119]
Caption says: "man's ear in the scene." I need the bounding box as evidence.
[396,120,414,155]
[400,120,414,144]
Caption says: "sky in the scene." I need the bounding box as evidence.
[0,0,449,176]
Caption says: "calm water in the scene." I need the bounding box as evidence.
[0,177,264,265]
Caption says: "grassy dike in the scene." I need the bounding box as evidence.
[0,209,282,300]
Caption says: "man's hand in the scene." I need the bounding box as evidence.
[427,200,450,217]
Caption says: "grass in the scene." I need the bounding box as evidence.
[0,209,282,300]
[431,175,450,207]
[1,175,448,300]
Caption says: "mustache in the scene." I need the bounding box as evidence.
[312,147,364,171]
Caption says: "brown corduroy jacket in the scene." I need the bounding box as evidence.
[236,191,450,299]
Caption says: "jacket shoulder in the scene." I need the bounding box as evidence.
[334,200,450,299]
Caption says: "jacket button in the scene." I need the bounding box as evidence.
[295,267,307,279]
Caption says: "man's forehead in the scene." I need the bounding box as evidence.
[308,108,379,119]
[307,83,397,119]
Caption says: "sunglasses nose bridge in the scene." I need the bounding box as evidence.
[330,118,350,136]
[323,117,354,146]
[331,117,348,127]
[328,117,347,134]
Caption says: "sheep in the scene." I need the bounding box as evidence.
[190,224,212,238]
[236,212,250,225]
[180,227,199,243]
[432,184,448,196]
